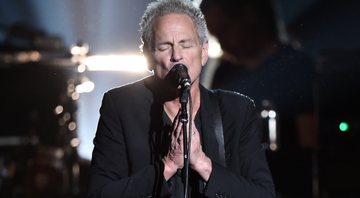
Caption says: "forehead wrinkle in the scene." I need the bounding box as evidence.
[153,13,198,44]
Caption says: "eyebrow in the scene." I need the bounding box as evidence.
[157,39,193,45]
[179,39,193,44]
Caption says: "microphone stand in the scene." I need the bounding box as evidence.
[180,86,190,198]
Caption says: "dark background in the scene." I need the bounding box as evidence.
[1,0,359,197]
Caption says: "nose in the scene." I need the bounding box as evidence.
[170,46,182,62]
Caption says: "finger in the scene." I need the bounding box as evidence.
[174,122,183,141]
[191,127,199,139]
[171,111,182,137]
[185,121,197,140]
[190,128,201,148]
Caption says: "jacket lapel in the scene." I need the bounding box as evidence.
[199,86,226,167]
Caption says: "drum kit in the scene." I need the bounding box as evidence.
[0,28,89,197]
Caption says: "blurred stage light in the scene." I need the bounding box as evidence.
[260,109,278,151]
[77,64,86,73]
[339,122,349,132]
[261,110,269,118]
[208,35,223,58]
[84,55,149,72]
[269,110,277,118]
[70,43,89,56]
[68,121,77,131]
[268,113,277,151]
[71,92,80,100]
[70,138,80,148]
[1,51,42,63]
[75,77,95,93]
[192,0,203,8]
[54,105,64,115]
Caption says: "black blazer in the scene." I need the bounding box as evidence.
[88,76,275,198]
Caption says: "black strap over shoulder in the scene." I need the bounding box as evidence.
[209,90,226,168]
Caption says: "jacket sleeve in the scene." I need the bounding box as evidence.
[87,91,169,198]
[204,92,276,198]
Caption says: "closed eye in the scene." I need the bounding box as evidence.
[157,44,171,51]
[180,41,194,49]
[181,44,193,48]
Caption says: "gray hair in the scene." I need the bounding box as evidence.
[139,0,208,52]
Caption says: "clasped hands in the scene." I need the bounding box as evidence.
[162,112,212,181]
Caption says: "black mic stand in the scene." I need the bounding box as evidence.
[180,86,190,198]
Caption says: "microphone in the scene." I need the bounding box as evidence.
[169,63,191,89]
[170,64,191,198]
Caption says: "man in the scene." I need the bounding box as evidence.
[87,0,275,197]
[200,1,316,197]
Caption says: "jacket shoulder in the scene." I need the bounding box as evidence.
[212,89,255,108]
[106,77,150,98]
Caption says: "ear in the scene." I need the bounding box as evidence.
[201,40,209,66]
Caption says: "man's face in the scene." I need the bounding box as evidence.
[149,13,208,86]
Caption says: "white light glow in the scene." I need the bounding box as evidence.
[84,55,149,72]
[76,80,95,93]
[70,138,80,148]
[71,92,80,100]
[192,0,203,7]
[261,110,269,118]
[208,35,223,58]
[68,121,77,131]
[70,44,89,56]
[269,117,278,151]
[54,105,63,115]
[269,110,277,118]
[77,64,86,73]
[270,143,278,151]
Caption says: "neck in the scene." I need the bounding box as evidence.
[163,83,201,122]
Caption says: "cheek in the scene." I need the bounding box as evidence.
[152,53,171,79]
[153,51,170,65]
[193,50,205,66]
[154,66,169,79]
[188,53,204,78]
